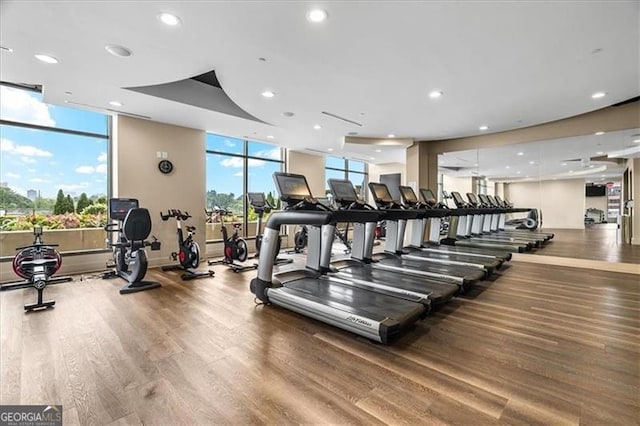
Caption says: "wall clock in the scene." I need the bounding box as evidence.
[158,159,173,174]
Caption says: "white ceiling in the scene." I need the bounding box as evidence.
[1,1,638,163]
[440,128,640,182]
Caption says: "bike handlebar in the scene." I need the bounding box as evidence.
[160,209,192,221]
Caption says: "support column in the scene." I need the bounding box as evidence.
[406,142,438,192]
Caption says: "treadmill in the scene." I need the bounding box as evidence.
[396,185,505,271]
[488,195,554,241]
[442,191,529,253]
[365,182,487,288]
[326,178,460,303]
[250,172,426,344]
[418,188,512,262]
[465,193,544,247]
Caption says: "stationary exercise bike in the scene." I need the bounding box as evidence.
[247,192,292,265]
[206,206,256,272]
[160,209,213,280]
[103,198,162,294]
[0,226,72,311]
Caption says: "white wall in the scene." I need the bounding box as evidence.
[442,175,473,198]
[505,179,585,229]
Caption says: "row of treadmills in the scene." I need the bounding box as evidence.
[250,172,553,344]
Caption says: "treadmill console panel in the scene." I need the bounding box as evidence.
[328,179,358,204]
[274,172,313,203]
[398,186,419,204]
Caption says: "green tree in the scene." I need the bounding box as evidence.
[65,194,75,213]
[76,193,92,212]
[0,187,34,210]
[97,196,107,204]
[53,189,66,214]
[33,196,55,212]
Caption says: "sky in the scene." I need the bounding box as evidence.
[0,85,284,200]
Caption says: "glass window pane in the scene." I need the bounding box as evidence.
[1,124,107,205]
[206,133,244,155]
[248,140,281,161]
[348,172,366,200]
[247,160,283,237]
[325,169,347,196]
[0,85,108,135]
[206,153,244,215]
[325,156,345,170]
[348,160,365,173]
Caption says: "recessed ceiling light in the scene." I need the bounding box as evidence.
[591,92,606,99]
[313,124,322,130]
[306,9,328,23]
[589,165,595,168]
[429,90,443,99]
[0,46,13,53]
[634,139,640,143]
[267,135,274,139]
[517,152,524,156]
[105,44,133,57]
[516,171,521,174]
[375,149,382,153]
[529,160,535,165]
[327,148,334,152]
[282,111,294,117]
[109,101,123,107]
[479,125,489,131]
[64,91,72,96]
[258,57,266,62]
[562,162,567,166]
[35,54,58,64]
[158,12,181,26]
[569,170,574,173]
[261,90,275,98]
[505,166,510,169]
[595,131,605,135]
[388,134,395,138]
[596,151,604,155]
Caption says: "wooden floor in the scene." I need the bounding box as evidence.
[1,244,639,424]
[534,225,640,264]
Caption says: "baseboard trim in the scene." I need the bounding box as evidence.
[512,253,640,275]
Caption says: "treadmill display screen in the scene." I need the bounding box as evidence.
[420,189,437,205]
[467,193,479,205]
[451,191,465,206]
[495,195,505,206]
[109,198,139,221]
[478,193,491,205]
[369,183,394,203]
[487,195,499,206]
[274,173,312,201]
[328,179,358,202]
[247,192,266,207]
[399,186,418,203]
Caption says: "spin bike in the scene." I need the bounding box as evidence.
[0,226,72,311]
[160,209,213,280]
[247,192,292,265]
[103,198,162,294]
[206,206,256,272]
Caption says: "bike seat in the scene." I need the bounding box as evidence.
[186,226,196,232]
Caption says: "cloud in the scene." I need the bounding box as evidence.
[233,171,243,177]
[253,148,281,161]
[1,138,53,157]
[59,183,89,192]
[224,139,236,147]
[220,157,243,168]
[75,166,95,174]
[4,172,21,179]
[29,178,47,183]
[0,86,56,127]
[97,152,107,163]
[21,156,37,164]
[28,168,37,173]
[220,156,267,168]
[95,164,108,173]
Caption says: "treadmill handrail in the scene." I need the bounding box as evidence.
[264,211,332,231]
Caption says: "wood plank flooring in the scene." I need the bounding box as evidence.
[1,253,639,424]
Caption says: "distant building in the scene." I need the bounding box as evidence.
[27,189,37,201]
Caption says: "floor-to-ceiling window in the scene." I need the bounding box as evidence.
[0,83,110,254]
[205,134,284,241]
[324,156,368,200]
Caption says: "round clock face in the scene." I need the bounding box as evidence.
[158,160,173,174]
